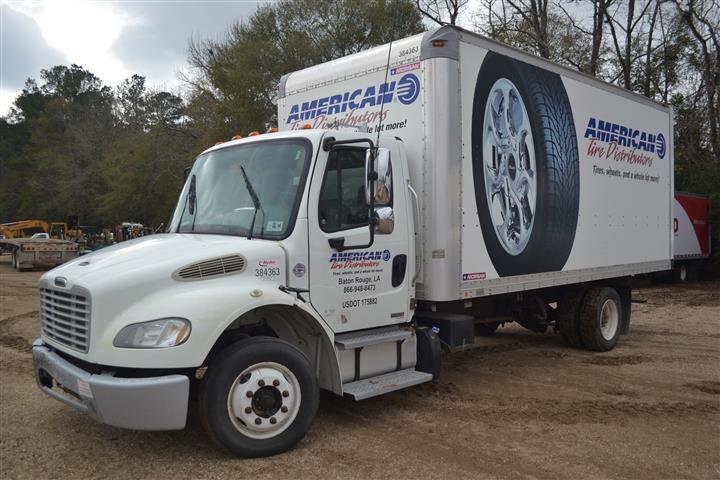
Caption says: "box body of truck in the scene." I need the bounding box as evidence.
[278,26,673,302]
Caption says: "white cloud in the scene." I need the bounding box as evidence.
[0,87,17,116]
[1,0,260,116]
[5,0,134,85]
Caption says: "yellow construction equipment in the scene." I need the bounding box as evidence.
[0,220,49,239]
[1,220,82,240]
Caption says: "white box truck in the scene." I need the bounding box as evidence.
[32,26,673,457]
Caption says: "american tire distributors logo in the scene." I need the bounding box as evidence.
[584,117,666,167]
[285,73,420,125]
[329,249,391,270]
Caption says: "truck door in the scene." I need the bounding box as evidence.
[308,137,411,333]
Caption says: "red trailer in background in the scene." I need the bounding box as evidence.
[672,192,711,281]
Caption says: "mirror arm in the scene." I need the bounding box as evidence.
[322,136,375,152]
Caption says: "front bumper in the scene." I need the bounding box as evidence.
[32,339,189,430]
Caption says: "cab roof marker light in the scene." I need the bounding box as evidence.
[267,127,278,133]
[231,135,243,140]
[214,141,224,146]
[248,131,260,136]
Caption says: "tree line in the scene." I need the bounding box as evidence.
[1,0,717,264]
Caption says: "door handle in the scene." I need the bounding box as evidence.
[392,255,407,287]
[328,237,345,250]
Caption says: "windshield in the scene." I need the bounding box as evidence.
[169,139,311,238]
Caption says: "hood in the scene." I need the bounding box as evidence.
[38,233,291,367]
[43,233,284,290]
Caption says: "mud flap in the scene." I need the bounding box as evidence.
[618,286,632,335]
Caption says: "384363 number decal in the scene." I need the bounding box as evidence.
[255,267,281,279]
[398,46,419,57]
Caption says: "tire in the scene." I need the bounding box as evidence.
[672,262,696,283]
[557,287,586,348]
[672,263,688,283]
[578,287,622,352]
[199,336,319,457]
[472,52,580,277]
[475,322,500,336]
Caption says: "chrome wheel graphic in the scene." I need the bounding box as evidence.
[482,78,537,256]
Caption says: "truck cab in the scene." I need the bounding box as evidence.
[32,129,432,457]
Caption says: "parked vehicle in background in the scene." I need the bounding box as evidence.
[671,192,711,281]
[116,222,147,241]
[0,237,78,271]
[32,26,674,457]
[1,219,82,241]
[49,221,83,240]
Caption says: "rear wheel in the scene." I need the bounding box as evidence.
[199,336,319,457]
[675,263,688,282]
[672,262,696,283]
[579,287,622,352]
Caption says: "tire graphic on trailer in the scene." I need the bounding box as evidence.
[472,52,580,277]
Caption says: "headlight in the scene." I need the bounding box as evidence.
[113,318,191,348]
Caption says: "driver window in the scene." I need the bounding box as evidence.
[319,148,368,232]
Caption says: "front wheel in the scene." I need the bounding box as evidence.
[199,336,319,457]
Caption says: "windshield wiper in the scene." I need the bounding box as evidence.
[188,174,198,232]
[239,166,263,240]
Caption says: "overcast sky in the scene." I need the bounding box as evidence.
[0,0,264,116]
[1,0,480,117]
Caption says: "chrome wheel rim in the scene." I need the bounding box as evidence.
[227,362,301,440]
[600,299,619,341]
[483,78,537,256]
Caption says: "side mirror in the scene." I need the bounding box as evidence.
[365,147,392,206]
[375,206,394,234]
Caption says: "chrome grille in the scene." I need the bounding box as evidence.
[40,287,90,353]
[174,254,246,281]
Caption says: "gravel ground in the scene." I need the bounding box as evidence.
[1,254,718,479]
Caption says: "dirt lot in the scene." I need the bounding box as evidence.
[1,255,718,480]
